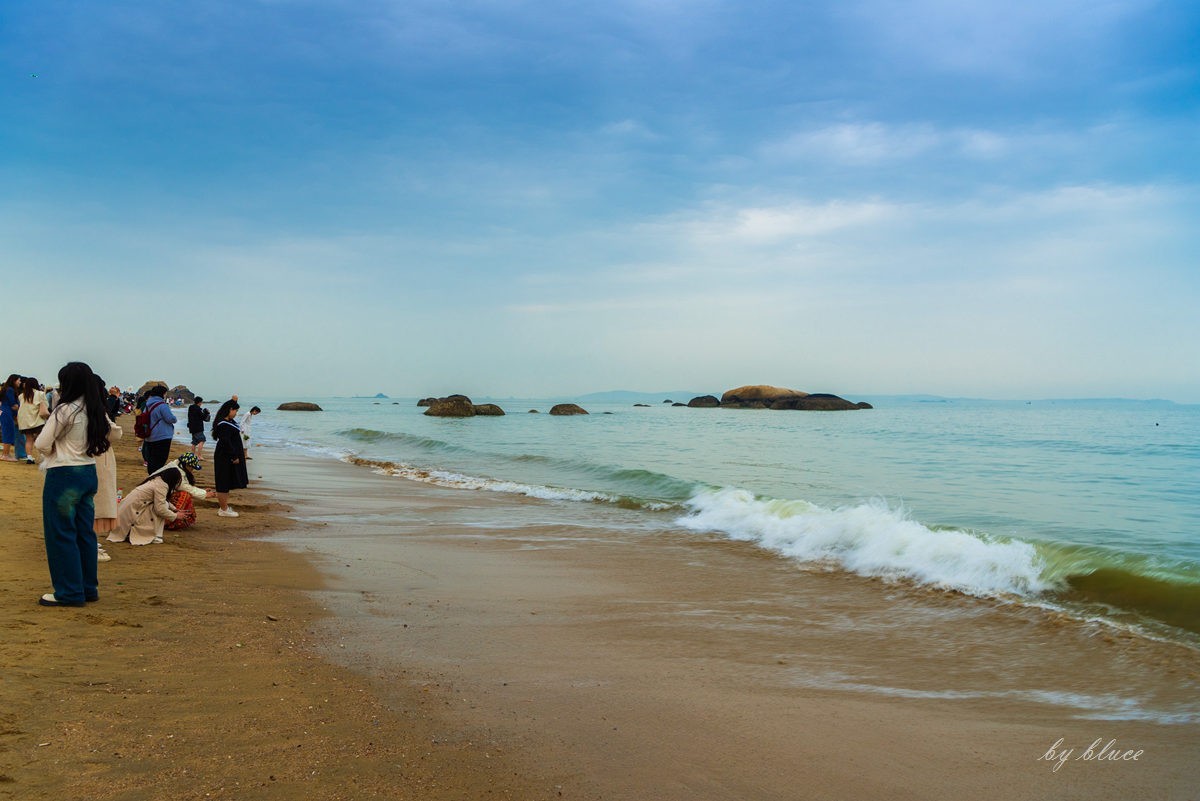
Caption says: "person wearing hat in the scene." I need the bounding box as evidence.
[148,451,213,531]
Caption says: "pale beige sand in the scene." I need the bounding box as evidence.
[0,433,559,800]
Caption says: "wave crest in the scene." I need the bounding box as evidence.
[675,488,1052,597]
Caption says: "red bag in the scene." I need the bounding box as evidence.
[164,490,196,531]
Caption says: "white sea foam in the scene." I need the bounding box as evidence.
[676,488,1052,598]
[374,463,620,504]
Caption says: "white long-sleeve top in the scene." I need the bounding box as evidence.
[35,400,93,468]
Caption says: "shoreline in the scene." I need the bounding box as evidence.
[0,430,558,800]
[3,429,1198,799]
[261,444,1200,800]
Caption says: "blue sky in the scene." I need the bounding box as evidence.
[3,0,1198,401]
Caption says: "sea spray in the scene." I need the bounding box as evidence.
[676,487,1053,597]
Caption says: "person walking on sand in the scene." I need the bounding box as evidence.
[17,376,49,464]
[107,468,181,546]
[34,362,115,606]
[188,396,210,460]
[141,385,177,474]
[211,399,248,518]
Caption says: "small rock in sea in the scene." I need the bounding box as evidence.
[672,402,686,407]
[549,403,588,416]
[528,409,540,413]
[662,399,673,404]
[633,403,650,407]
[687,395,720,408]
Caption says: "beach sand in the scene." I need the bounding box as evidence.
[2,432,1198,800]
[0,433,556,800]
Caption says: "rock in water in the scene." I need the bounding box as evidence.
[277,402,323,411]
[549,403,588,416]
[424,396,476,417]
[687,395,720,407]
[473,403,505,416]
[720,385,808,405]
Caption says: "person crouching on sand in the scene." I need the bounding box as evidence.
[212,399,248,518]
[150,451,212,531]
[108,468,182,546]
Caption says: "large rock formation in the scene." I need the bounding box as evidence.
[717,385,869,411]
[549,403,588,416]
[277,402,323,411]
[687,395,720,408]
[136,380,168,397]
[417,397,438,407]
[770,394,873,411]
[424,395,476,417]
[720,385,808,405]
[166,385,195,404]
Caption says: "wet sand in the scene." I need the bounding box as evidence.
[266,448,1200,800]
[2,433,1198,800]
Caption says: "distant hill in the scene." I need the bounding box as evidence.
[576,390,707,404]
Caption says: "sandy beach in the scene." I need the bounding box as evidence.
[0,431,555,800]
[3,429,1198,800]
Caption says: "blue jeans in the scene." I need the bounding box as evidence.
[14,431,27,460]
[43,464,99,603]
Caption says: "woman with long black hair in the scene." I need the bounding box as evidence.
[34,362,114,607]
[107,468,182,546]
[211,399,248,517]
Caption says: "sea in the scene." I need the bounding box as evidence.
[239,393,1200,724]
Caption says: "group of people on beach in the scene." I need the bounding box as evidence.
[3,362,260,608]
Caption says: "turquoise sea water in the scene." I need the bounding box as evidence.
[247,396,1200,643]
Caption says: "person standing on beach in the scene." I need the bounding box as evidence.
[188,396,210,460]
[17,377,49,464]
[34,362,113,606]
[141,385,177,474]
[1,374,23,462]
[105,385,123,419]
[211,399,248,518]
[238,406,260,459]
[93,375,123,563]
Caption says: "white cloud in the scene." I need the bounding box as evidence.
[763,122,1015,165]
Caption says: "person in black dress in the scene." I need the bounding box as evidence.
[211,399,248,518]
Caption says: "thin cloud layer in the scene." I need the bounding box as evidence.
[1,0,1197,400]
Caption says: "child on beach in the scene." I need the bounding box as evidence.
[212,399,248,517]
[107,468,181,546]
[34,362,114,606]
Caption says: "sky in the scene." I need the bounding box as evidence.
[2,0,1198,402]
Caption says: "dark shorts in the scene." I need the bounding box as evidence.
[191,431,206,445]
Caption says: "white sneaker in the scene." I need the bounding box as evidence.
[152,536,163,544]
[97,547,111,562]
[217,507,239,518]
